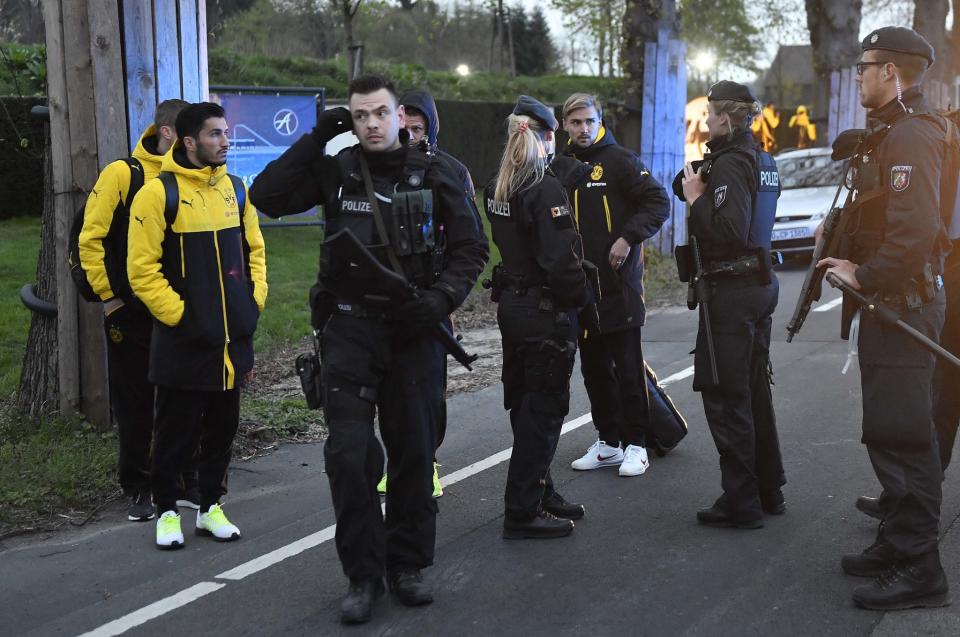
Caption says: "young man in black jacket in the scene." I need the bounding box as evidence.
[250,75,487,625]
[561,93,670,477]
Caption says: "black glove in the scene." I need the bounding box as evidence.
[398,288,452,328]
[312,107,352,145]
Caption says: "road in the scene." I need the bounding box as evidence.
[3,263,959,636]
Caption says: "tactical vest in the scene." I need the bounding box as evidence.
[750,149,780,254]
[320,145,439,297]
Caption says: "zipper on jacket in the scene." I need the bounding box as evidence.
[212,229,234,390]
[179,235,187,278]
[573,189,580,229]
[602,195,613,233]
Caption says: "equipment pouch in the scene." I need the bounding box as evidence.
[391,190,435,257]
[675,245,694,283]
[295,335,324,409]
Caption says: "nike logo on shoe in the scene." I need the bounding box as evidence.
[597,454,619,461]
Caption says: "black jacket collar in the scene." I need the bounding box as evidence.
[705,129,755,156]
[869,86,929,125]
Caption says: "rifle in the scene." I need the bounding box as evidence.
[688,235,720,386]
[825,273,960,370]
[785,162,855,342]
[321,227,479,371]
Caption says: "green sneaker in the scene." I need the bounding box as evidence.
[377,473,387,495]
[156,510,184,550]
[432,462,443,498]
[196,503,240,542]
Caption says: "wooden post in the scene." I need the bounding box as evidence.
[40,0,208,426]
[640,29,687,254]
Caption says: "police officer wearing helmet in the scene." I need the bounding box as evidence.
[673,80,786,530]
[818,27,951,611]
[484,95,592,539]
[250,74,488,625]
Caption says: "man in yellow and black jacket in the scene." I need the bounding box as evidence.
[128,102,267,551]
[560,93,670,478]
[78,99,189,523]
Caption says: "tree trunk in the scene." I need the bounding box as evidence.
[15,122,58,420]
[912,0,949,82]
[336,0,363,80]
[621,0,676,108]
[805,0,863,114]
[598,27,607,78]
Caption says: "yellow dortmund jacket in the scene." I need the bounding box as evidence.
[128,145,267,391]
[78,125,164,304]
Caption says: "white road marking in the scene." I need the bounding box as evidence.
[813,296,843,313]
[80,364,695,635]
[76,582,225,637]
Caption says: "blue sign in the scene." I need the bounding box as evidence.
[213,93,319,218]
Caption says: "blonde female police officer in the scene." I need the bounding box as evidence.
[484,96,592,539]
[673,81,786,530]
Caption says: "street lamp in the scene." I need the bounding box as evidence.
[456,64,471,77]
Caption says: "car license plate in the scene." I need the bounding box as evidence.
[771,227,812,241]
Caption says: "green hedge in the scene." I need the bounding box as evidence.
[0,97,45,219]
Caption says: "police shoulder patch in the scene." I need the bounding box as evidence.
[713,185,728,208]
[890,165,912,192]
[550,205,570,218]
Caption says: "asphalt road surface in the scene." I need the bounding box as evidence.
[4,262,960,636]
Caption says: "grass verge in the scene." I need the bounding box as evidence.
[0,216,40,398]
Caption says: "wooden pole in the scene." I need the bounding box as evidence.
[42,0,81,418]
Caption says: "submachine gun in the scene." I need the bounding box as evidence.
[785,127,867,341]
[322,227,479,371]
[675,234,719,386]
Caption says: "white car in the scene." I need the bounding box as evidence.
[771,147,848,257]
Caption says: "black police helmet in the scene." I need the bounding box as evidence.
[706,80,758,104]
[513,95,559,132]
[862,26,934,65]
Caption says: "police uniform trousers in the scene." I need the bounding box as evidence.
[321,312,443,582]
[105,303,197,498]
[578,327,650,448]
[695,274,785,520]
[151,387,239,513]
[858,291,945,557]
[498,293,577,521]
[933,258,960,472]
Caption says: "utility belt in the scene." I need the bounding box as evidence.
[876,263,945,310]
[332,299,393,321]
[483,264,549,304]
[701,253,766,278]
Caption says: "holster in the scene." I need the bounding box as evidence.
[675,245,694,283]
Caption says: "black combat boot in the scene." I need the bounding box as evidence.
[340,578,385,624]
[760,489,786,515]
[387,569,434,606]
[841,529,895,577]
[855,496,884,521]
[852,552,951,610]
[696,501,763,529]
[542,490,585,520]
[503,509,574,539]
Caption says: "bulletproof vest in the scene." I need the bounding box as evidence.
[321,146,439,294]
[750,150,780,253]
[484,187,546,287]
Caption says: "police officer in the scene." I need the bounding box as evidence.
[250,75,488,624]
[561,92,670,478]
[673,80,786,530]
[485,96,591,539]
[818,27,951,610]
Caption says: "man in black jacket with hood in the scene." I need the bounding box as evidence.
[250,75,488,625]
[561,93,670,478]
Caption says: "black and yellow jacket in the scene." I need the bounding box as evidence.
[563,127,669,332]
[78,125,164,306]
[127,144,267,391]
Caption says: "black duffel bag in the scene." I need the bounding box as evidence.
[644,362,688,456]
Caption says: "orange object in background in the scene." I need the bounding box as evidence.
[788,105,817,149]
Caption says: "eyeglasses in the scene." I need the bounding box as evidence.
[856,61,889,75]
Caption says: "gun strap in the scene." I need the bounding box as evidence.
[357,152,405,276]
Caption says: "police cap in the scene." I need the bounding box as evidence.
[706,80,757,104]
[513,95,558,131]
[861,27,934,65]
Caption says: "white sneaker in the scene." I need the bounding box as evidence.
[155,510,184,550]
[195,503,241,542]
[619,444,650,477]
[571,440,624,470]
